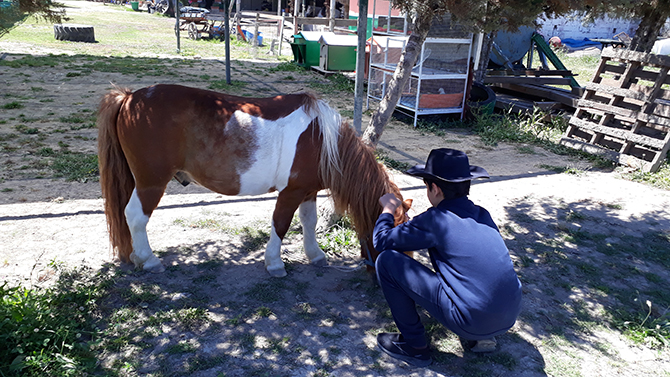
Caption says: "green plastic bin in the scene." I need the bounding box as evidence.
[130,1,139,10]
[289,40,306,66]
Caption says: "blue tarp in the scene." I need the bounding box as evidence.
[560,38,602,49]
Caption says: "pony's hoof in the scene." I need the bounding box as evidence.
[143,259,165,273]
[267,266,287,278]
[310,257,328,267]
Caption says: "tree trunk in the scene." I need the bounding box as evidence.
[630,1,669,53]
[473,31,495,83]
[361,12,434,148]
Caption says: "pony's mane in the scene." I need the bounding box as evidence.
[322,123,402,238]
[301,93,342,182]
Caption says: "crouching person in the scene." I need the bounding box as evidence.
[373,148,522,367]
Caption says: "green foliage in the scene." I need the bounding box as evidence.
[0,268,111,376]
[621,160,670,191]
[267,61,306,73]
[471,107,567,146]
[616,297,670,349]
[14,124,38,134]
[308,73,355,95]
[318,216,359,255]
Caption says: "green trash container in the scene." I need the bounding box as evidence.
[131,1,139,10]
[290,34,307,66]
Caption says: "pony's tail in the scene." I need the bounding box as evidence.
[97,86,135,263]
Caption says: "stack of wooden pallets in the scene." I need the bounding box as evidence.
[560,48,670,172]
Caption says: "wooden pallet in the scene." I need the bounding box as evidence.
[485,68,582,114]
[560,48,670,172]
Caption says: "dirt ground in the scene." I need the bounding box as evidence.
[1,4,670,376]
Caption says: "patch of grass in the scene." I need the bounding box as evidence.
[308,73,354,94]
[239,226,269,251]
[267,61,306,73]
[516,145,536,154]
[13,124,39,134]
[375,149,412,171]
[614,297,670,349]
[3,101,24,109]
[621,160,670,190]
[166,340,197,354]
[208,80,246,91]
[122,283,162,305]
[0,55,61,68]
[0,267,114,376]
[318,220,359,256]
[185,353,227,373]
[51,152,99,181]
[245,280,287,303]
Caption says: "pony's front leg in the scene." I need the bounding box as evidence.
[299,199,327,266]
[265,224,286,277]
[125,189,165,273]
[266,190,310,277]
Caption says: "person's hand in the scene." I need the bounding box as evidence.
[379,193,401,215]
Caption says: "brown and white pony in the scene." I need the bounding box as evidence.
[98,84,410,277]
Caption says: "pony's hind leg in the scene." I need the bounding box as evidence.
[125,188,165,273]
[299,197,327,266]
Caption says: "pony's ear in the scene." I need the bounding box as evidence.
[403,198,413,210]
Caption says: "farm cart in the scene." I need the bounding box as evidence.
[177,7,225,40]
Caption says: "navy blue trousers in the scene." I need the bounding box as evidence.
[375,249,457,348]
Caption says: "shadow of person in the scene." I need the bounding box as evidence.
[421,317,548,376]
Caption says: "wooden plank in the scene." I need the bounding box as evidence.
[584,82,652,102]
[483,76,573,85]
[568,117,667,149]
[491,83,580,108]
[560,137,653,171]
[577,99,670,128]
[487,69,575,77]
[494,93,559,112]
[295,17,357,27]
[602,47,670,67]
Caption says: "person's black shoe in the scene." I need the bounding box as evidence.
[377,332,432,367]
[459,336,497,353]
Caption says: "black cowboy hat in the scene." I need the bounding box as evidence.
[405,148,489,183]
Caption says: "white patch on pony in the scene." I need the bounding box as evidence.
[125,189,164,272]
[299,200,326,265]
[265,225,286,277]
[235,107,313,196]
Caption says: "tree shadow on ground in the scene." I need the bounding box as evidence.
[94,233,548,377]
[502,195,670,363]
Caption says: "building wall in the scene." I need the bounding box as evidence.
[536,13,639,40]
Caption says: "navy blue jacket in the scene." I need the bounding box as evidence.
[373,196,522,338]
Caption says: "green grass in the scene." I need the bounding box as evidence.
[51,152,99,181]
[0,267,113,376]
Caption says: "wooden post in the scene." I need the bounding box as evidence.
[353,0,368,134]
[253,12,260,55]
[278,14,285,55]
[329,0,335,32]
[224,0,231,84]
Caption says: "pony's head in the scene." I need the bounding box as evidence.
[359,189,413,270]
